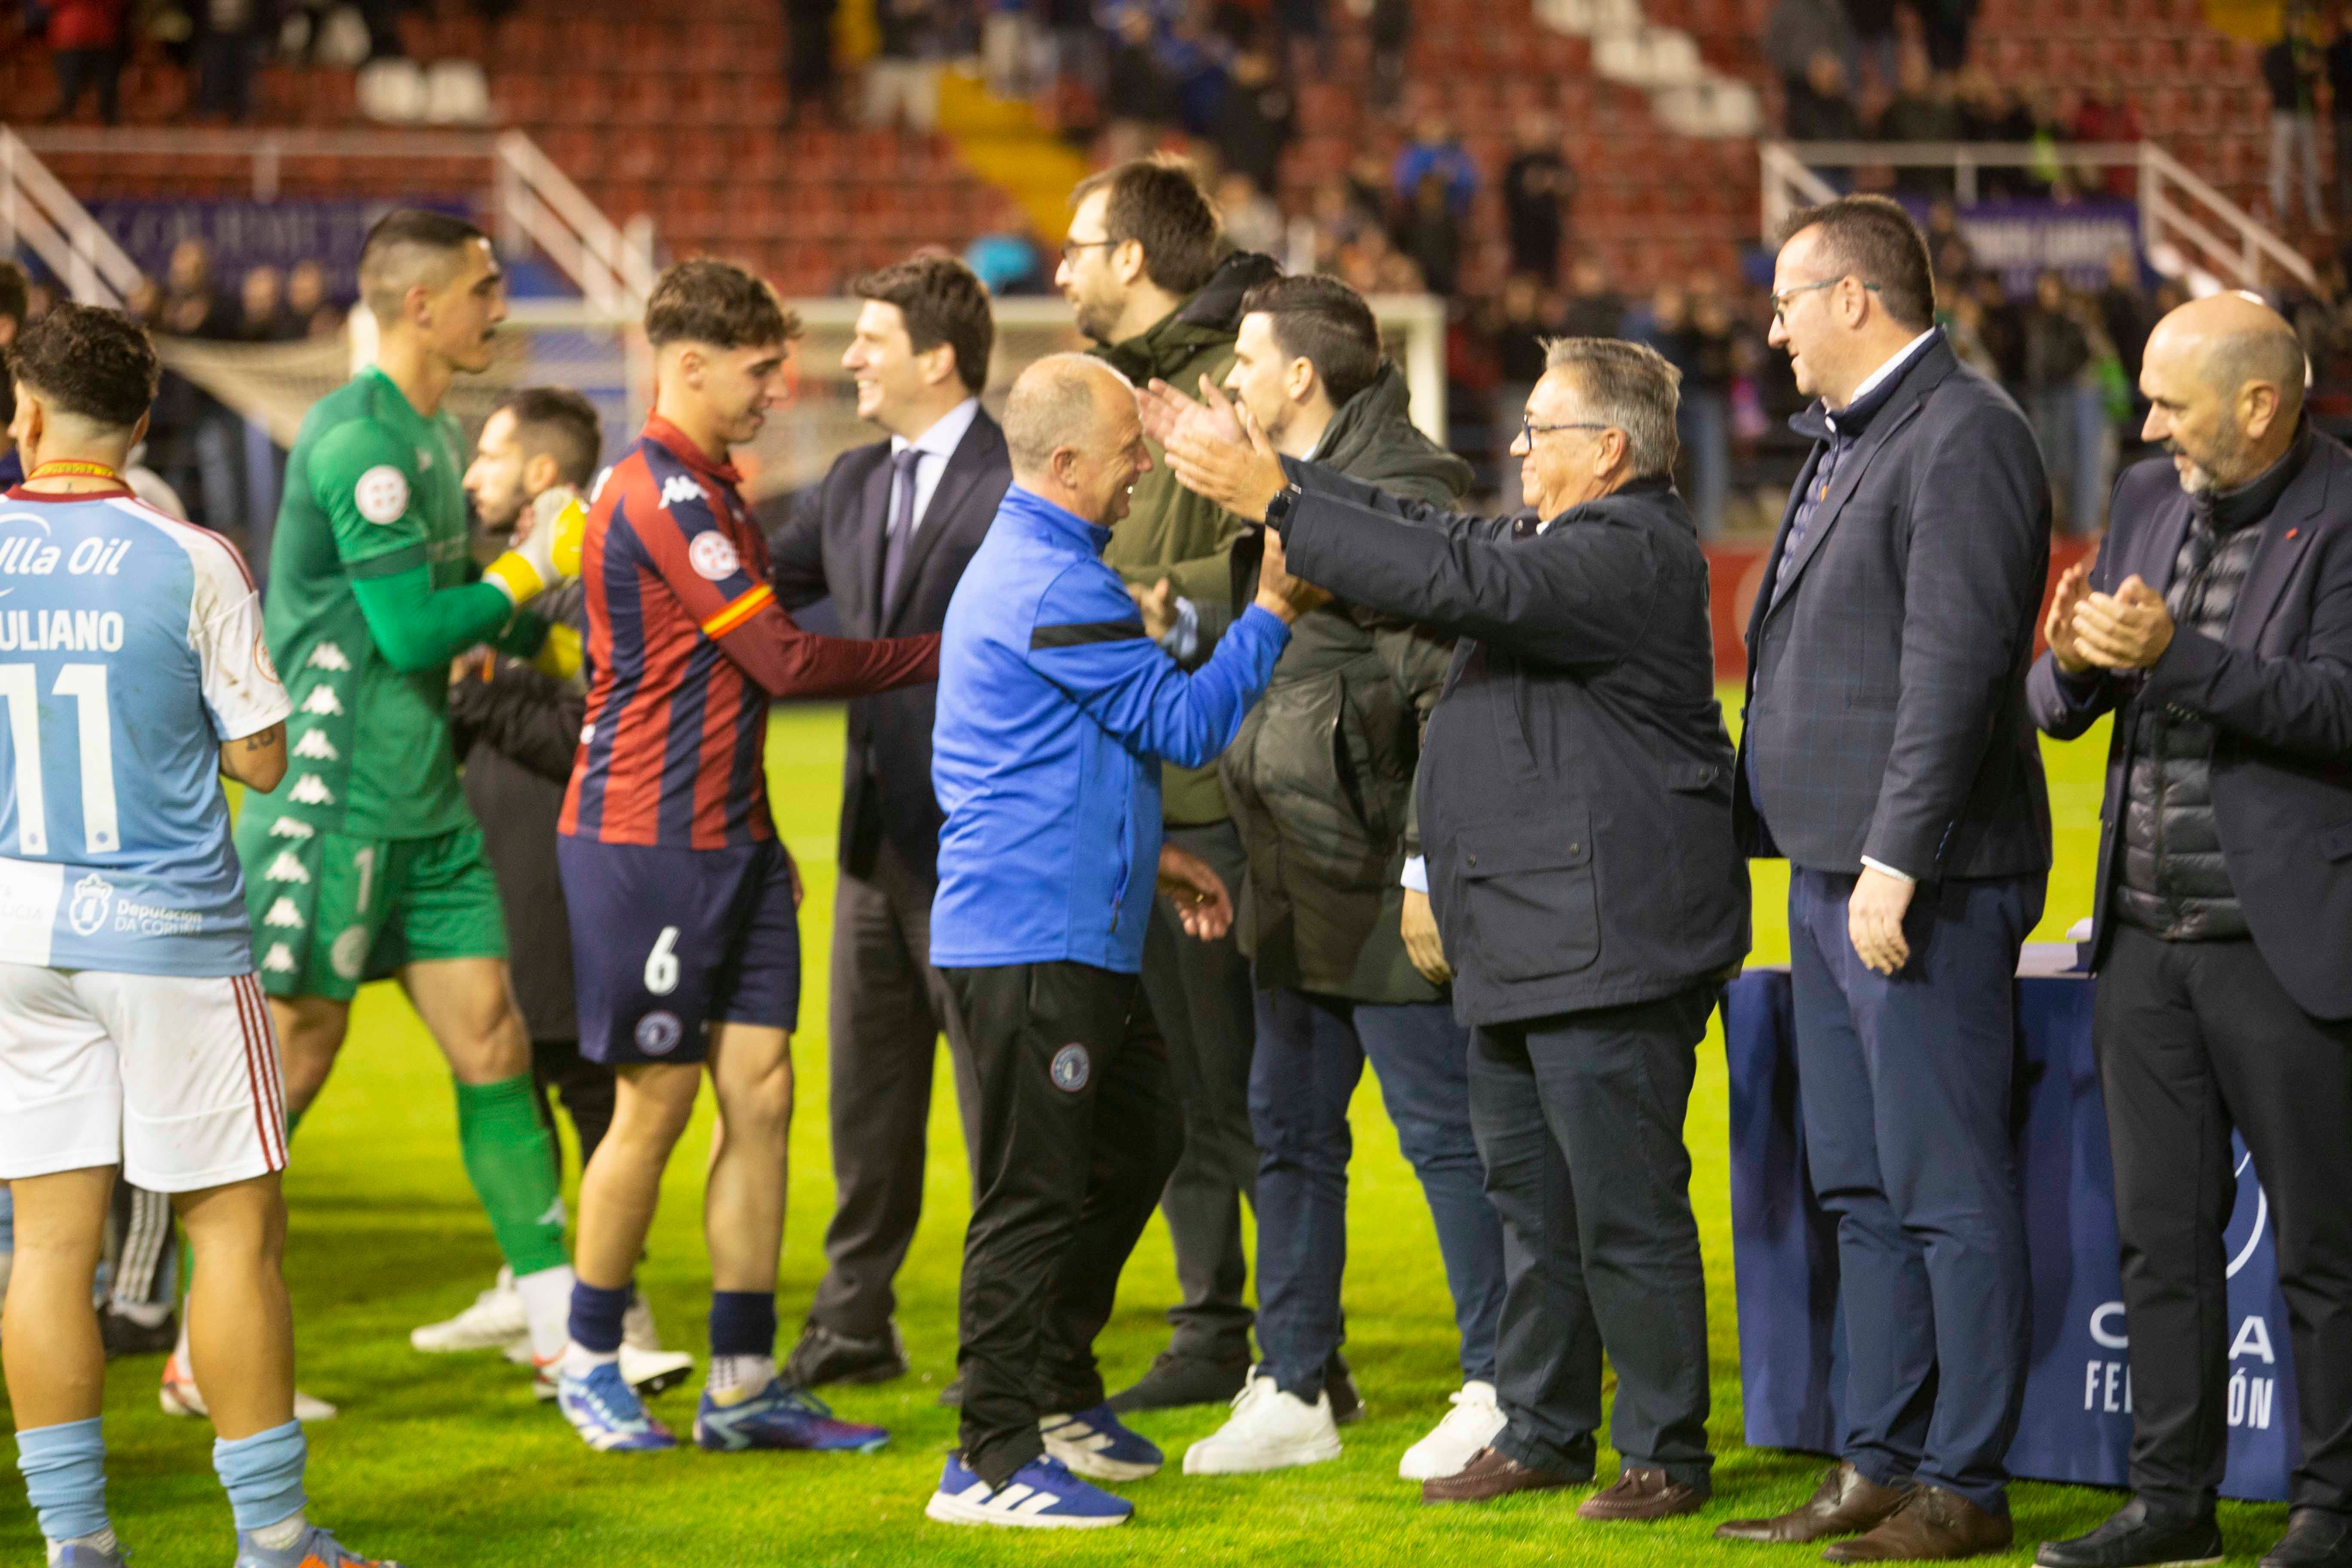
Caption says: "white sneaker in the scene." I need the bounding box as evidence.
[1398,1380,1506,1480]
[532,1341,695,1403]
[159,1352,337,1421]
[1181,1371,1343,1475]
[410,1267,527,1353]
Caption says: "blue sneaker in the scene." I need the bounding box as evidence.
[692,1378,889,1453]
[1039,1403,1163,1480]
[233,1522,406,1566]
[51,1543,128,1568]
[925,1453,1133,1530]
[557,1360,678,1453]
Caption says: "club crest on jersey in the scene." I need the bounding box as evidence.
[262,941,297,973]
[306,642,351,672]
[67,872,113,936]
[1050,1043,1091,1093]
[268,817,315,839]
[287,774,335,805]
[688,532,741,581]
[355,465,410,525]
[635,1010,684,1056]
[264,850,310,884]
[331,925,369,980]
[300,685,345,717]
[263,897,303,929]
[660,475,707,509]
[293,729,340,761]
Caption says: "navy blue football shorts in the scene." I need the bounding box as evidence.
[555,836,801,1067]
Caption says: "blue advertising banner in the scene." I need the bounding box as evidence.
[1948,199,2141,297]
[83,197,475,300]
[1726,961,2296,1501]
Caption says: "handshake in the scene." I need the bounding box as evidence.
[481,485,590,609]
[1133,374,1331,626]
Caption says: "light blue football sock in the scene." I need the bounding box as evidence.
[212,1419,306,1532]
[16,1418,109,1545]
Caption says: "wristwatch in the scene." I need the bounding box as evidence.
[1263,483,1303,533]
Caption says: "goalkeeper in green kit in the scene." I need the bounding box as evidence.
[198,211,594,1414]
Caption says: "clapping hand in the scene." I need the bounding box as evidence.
[2044,560,2093,674]
[2071,575,2175,671]
[1137,376,1246,450]
[1160,375,1290,523]
[1254,516,1331,622]
[1158,842,1234,940]
[1128,576,1178,640]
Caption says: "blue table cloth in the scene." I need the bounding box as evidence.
[1724,950,2299,1499]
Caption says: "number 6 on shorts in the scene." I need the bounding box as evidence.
[644,926,680,995]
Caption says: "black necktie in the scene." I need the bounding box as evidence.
[881,446,923,612]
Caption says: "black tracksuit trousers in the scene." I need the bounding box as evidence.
[943,960,1183,1486]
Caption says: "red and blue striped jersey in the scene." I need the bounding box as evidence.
[561,417,940,850]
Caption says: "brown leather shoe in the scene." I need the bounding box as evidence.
[1715,1461,1914,1544]
[1421,1446,1588,1504]
[1576,1463,1710,1521]
[1821,1484,2014,1562]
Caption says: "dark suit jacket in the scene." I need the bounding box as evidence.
[2027,439,2352,1020]
[1736,334,2054,882]
[1275,462,1751,1026]
[762,408,1011,882]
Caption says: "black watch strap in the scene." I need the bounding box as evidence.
[1264,483,1302,530]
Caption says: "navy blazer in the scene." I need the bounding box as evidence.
[1736,335,2055,883]
[1274,462,1751,1027]
[2027,438,2352,1020]
[762,409,1012,883]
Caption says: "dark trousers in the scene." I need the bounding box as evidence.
[2097,925,2352,1517]
[944,960,1182,1487]
[1471,984,1717,1488]
[1790,867,2041,1513]
[51,49,121,123]
[811,834,982,1340]
[1137,819,1259,1362]
[530,1038,614,1179]
[1251,986,1504,1400]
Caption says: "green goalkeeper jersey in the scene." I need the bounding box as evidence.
[264,366,479,841]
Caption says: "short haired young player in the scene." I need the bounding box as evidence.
[0,305,397,1568]
[551,259,941,1455]
[224,210,590,1413]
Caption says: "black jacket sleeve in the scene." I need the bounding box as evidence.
[1275,462,1658,667]
[447,658,588,787]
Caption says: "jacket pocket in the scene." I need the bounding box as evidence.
[1452,817,1600,982]
[1666,758,1730,797]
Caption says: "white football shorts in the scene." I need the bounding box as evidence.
[0,962,288,1191]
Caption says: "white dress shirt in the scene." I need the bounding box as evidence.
[885,395,982,541]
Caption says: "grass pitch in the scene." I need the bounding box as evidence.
[0,696,2298,1565]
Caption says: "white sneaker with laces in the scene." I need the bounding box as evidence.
[410,1266,527,1353]
[1397,1379,1506,1480]
[1181,1371,1343,1475]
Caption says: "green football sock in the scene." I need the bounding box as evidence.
[453,1075,568,1276]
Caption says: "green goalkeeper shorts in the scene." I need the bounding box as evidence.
[237,820,509,1001]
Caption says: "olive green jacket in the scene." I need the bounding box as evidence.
[1091,250,1280,824]
[1220,364,1474,1001]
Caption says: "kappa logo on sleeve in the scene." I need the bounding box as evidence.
[660,474,707,509]
[354,465,411,526]
[688,532,741,581]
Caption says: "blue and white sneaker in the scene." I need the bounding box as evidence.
[692,1378,889,1452]
[233,1521,407,1566]
[557,1359,678,1452]
[50,1542,128,1568]
[1040,1403,1164,1480]
[925,1453,1133,1530]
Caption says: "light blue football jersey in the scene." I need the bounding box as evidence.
[0,489,291,977]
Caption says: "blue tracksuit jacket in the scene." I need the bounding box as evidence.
[930,484,1289,973]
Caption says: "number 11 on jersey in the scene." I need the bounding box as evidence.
[1,662,120,856]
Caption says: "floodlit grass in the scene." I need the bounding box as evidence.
[2,695,2296,1565]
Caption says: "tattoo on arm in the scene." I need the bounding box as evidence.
[247,723,284,751]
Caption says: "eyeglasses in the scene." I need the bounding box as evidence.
[1770,276,1880,322]
[1518,416,1612,447]
[1060,237,1118,265]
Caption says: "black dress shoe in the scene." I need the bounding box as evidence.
[782,1319,908,1388]
[2263,1509,2352,1568]
[98,1306,178,1359]
[1105,1350,1250,1413]
[2037,1498,2222,1568]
